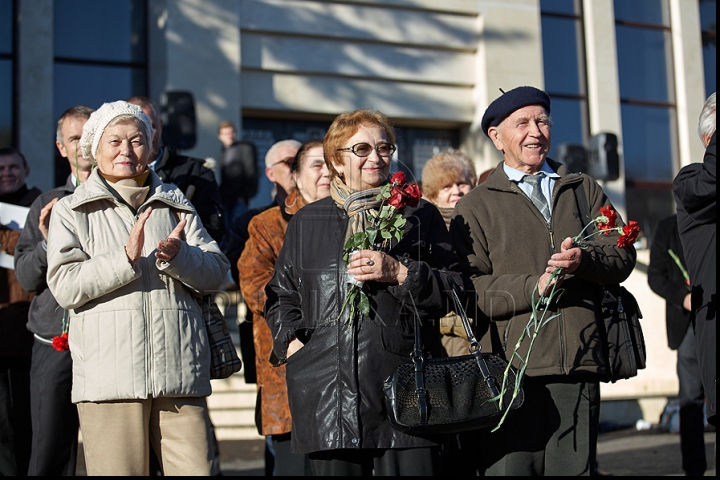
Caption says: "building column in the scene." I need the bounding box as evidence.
[669,0,706,168]
[17,0,54,192]
[582,0,626,217]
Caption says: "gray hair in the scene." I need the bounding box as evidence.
[56,105,94,144]
[698,92,716,141]
[265,139,302,168]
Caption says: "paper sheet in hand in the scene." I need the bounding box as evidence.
[0,202,31,270]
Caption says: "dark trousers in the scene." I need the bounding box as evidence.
[677,328,707,476]
[271,433,312,476]
[28,339,79,476]
[309,447,435,476]
[481,375,600,476]
[0,356,32,476]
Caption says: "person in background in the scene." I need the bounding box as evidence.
[126,96,225,243]
[239,139,328,476]
[14,105,93,476]
[265,109,461,476]
[220,138,300,474]
[217,121,259,228]
[0,147,41,476]
[451,86,636,476]
[421,151,477,358]
[673,91,716,429]
[647,214,706,476]
[45,100,229,476]
[420,151,483,476]
[218,120,237,154]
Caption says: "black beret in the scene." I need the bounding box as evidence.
[481,86,551,137]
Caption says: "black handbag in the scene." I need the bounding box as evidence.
[200,295,243,379]
[383,281,524,435]
[572,186,646,383]
[600,284,645,383]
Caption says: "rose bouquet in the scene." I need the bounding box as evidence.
[339,172,421,324]
[492,206,640,431]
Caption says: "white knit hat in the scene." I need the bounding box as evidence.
[80,100,154,164]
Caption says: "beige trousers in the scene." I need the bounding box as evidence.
[77,396,212,476]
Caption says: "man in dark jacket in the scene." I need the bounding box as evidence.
[673,91,716,428]
[451,86,636,475]
[14,106,94,476]
[126,96,225,242]
[648,214,706,476]
[0,147,42,475]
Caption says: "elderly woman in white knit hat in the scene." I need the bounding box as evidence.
[45,100,230,476]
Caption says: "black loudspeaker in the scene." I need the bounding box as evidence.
[588,132,620,181]
[556,143,588,173]
[161,91,196,150]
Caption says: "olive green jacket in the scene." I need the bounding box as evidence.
[451,159,636,377]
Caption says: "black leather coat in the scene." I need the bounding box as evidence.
[265,196,463,454]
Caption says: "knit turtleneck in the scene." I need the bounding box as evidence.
[437,205,454,230]
[99,170,151,211]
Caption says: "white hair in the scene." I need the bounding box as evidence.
[265,139,302,168]
[698,92,716,141]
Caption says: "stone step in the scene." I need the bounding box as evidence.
[207,391,257,410]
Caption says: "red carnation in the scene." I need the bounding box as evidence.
[387,185,407,209]
[597,206,618,233]
[390,171,406,186]
[52,333,69,352]
[617,221,640,248]
[403,184,422,208]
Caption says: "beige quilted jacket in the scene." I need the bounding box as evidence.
[46,169,229,403]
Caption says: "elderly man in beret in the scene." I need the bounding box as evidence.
[450,86,636,475]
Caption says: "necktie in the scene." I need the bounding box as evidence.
[523,174,551,223]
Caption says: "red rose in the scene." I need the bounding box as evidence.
[52,332,69,352]
[597,206,618,233]
[387,185,407,209]
[403,184,421,208]
[617,221,640,248]
[390,171,406,186]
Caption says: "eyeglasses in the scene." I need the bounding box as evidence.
[337,142,396,158]
[271,156,295,168]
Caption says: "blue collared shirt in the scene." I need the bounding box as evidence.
[503,162,560,216]
[147,147,163,172]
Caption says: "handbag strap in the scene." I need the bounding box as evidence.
[409,276,501,425]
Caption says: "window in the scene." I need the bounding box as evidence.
[540,0,589,160]
[614,0,676,243]
[241,117,460,207]
[53,0,147,120]
[699,0,716,97]
[0,0,13,147]
[53,0,147,184]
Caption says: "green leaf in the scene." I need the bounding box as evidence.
[358,291,370,316]
[367,229,378,245]
[381,230,392,239]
